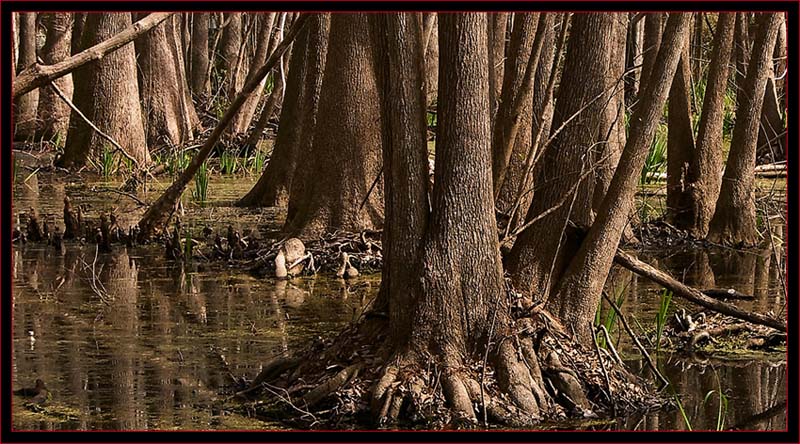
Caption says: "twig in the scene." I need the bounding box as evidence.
[358,165,384,212]
[44,71,141,170]
[597,325,624,366]
[91,187,147,207]
[590,323,615,415]
[601,290,669,390]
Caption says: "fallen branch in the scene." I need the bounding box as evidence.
[14,13,175,98]
[614,249,786,332]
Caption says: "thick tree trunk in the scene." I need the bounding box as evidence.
[708,13,782,246]
[665,30,696,225]
[57,13,149,169]
[496,14,557,216]
[669,13,735,237]
[230,13,279,135]
[505,13,620,300]
[371,13,430,341]
[190,13,210,96]
[548,13,691,343]
[35,13,73,145]
[14,12,38,140]
[135,13,199,148]
[283,13,384,237]
[238,14,329,207]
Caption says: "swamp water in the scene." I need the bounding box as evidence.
[11,169,786,431]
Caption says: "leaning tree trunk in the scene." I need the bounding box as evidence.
[14,12,38,140]
[665,28,696,225]
[487,12,508,121]
[547,13,691,344]
[283,13,384,238]
[756,73,785,164]
[624,12,644,107]
[505,13,621,301]
[35,13,73,145]
[670,13,735,237]
[190,12,210,96]
[135,13,199,149]
[708,13,782,246]
[229,13,279,135]
[639,12,663,95]
[57,13,149,169]
[238,13,329,207]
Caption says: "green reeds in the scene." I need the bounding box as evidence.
[192,161,209,203]
[640,123,668,185]
[655,289,673,356]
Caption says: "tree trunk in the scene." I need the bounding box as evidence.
[371,12,430,341]
[756,74,785,164]
[624,13,644,107]
[423,14,439,108]
[496,14,557,216]
[35,13,73,145]
[283,13,384,238]
[548,13,691,343]
[505,13,620,300]
[135,13,199,148]
[639,13,663,95]
[487,13,508,121]
[691,12,704,80]
[708,13,781,246]
[220,12,244,98]
[14,12,38,140]
[491,13,547,201]
[57,13,149,169]
[190,13,210,96]
[733,13,751,93]
[238,14,329,208]
[665,29,696,225]
[668,13,735,237]
[229,13,279,135]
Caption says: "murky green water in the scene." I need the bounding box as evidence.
[11,164,786,431]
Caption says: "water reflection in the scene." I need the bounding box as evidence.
[12,243,370,430]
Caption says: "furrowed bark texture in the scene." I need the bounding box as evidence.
[14,12,38,139]
[284,13,384,238]
[190,13,210,96]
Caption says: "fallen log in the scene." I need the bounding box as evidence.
[614,249,786,332]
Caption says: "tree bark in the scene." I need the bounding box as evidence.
[487,13,508,121]
[505,13,620,300]
[496,14,557,216]
[371,13,430,341]
[547,13,691,344]
[639,13,663,95]
[283,13,384,238]
[669,13,735,237]
[708,13,782,246]
[13,13,175,99]
[491,13,547,200]
[190,13,210,96]
[423,14,439,108]
[135,13,199,149]
[756,74,785,164]
[238,14,329,208]
[665,28,696,226]
[230,13,279,135]
[220,12,245,99]
[624,13,644,107]
[14,12,38,140]
[34,13,73,145]
[57,13,149,169]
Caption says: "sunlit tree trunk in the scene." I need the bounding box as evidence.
[35,13,73,145]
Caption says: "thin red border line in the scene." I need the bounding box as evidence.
[5,9,793,435]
